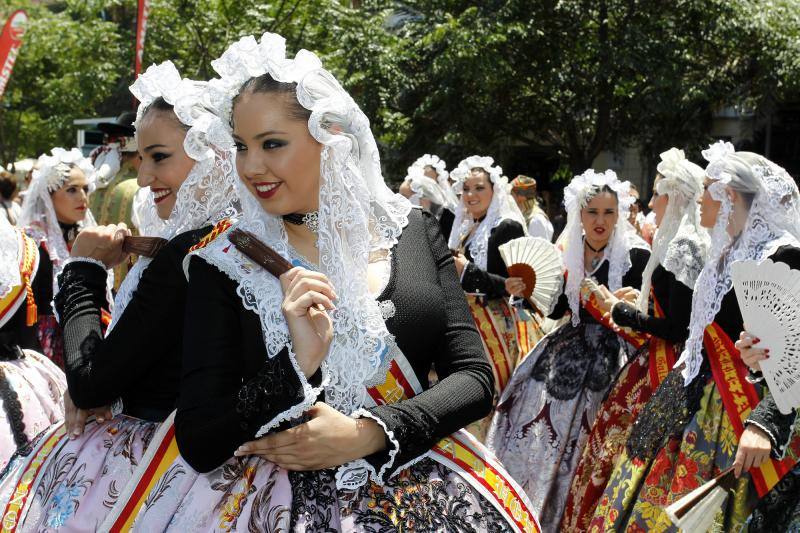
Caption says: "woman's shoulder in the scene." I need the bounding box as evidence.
[166,225,215,255]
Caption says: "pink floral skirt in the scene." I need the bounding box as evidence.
[0,349,65,470]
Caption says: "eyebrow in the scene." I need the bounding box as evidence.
[144,144,167,152]
[254,130,287,139]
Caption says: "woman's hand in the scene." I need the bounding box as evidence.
[505,276,526,297]
[596,284,620,315]
[234,402,387,470]
[69,223,130,268]
[63,391,113,439]
[280,268,335,378]
[614,287,640,304]
[735,331,768,372]
[733,424,772,477]
[453,253,468,277]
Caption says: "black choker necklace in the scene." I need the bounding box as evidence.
[585,240,608,270]
[584,240,608,254]
[283,211,319,233]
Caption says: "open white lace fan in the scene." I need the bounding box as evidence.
[731,258,800,414]
[499,236,564,315]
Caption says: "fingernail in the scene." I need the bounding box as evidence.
[97,417,104,423]
[73,429,81,436]
[233,450,242,457]
[754,338,760,343]
[765,349,770,354]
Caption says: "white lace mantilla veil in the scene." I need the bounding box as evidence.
[406,154,458,213]
[19,148,101,289]
[197,33,412,484]
[446,155,528,270]
[106,61,239,334]
[636,148,709,312]
[555,169,645,326]
[674,141,800,384]
[0,215,21,299]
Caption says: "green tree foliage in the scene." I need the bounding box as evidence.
[1,0,799,185]
[0,1,125,166]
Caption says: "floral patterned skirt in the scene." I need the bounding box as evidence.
[0,415,158,532]
[560,345,654,532]
[121,454,512,532]
[0,349,65,470]
[465,297,522,442]
[486,321,622,532]
[588,379,753,532]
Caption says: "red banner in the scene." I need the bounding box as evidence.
[0,10,28,101]
[134,0,150,78]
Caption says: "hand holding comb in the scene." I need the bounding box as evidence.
[227,228,329,315]
[122,236,168,258]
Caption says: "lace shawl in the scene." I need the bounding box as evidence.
[0,216,20,298]
[406,154,458,213]
[675,143,800,383]
[107,61,240,334]
[196,33,412,425]
[19,148,102,295]
[637,148,709,312]
[446,155,528,269]
[555,170,644,325]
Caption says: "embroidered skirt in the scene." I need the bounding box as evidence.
[560,344,654,532]
[0,415,158,532]
[35,315,63,370]
[464,296,522,441]
[486,321,623,531]
[110,455,515,532]
[0,349,65,470]
[588,379,753,532]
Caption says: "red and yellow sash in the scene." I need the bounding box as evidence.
[364,354,540,533]
[101,413,180,532]
[704,322,797,497]
[0,230,39,329]
[466,294,514,392]
[581,288,650,349]
[647,296,677,389]
[1,425,68,532]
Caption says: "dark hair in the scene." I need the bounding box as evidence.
[140,97,190,131]
[586,184,618,204]
[0,171,16,200]
[232,73,311,122]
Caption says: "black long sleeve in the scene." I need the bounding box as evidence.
[175,257,314,473]
[176,210,493,476]
[363,210,494,477]
[611,266,693,343]
[461,219,525,299]
[54,227,209,419]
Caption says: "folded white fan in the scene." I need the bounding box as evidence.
[665,467,735,532]
[731,258,800,414]
[498,237,564,315]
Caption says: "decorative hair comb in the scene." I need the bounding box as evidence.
[227,228,292,277]
[122,236,168,258]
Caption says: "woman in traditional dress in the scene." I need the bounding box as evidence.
[447,156,530,440]
[17,148,106,368]
[487,169,650,531]
[589,142,800,532]
[0,60,239,531]
[560,148,708,531]
[0,215,66,469]
[402,154,459,240]
[510,175,553,242]
[103,33,538,532]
